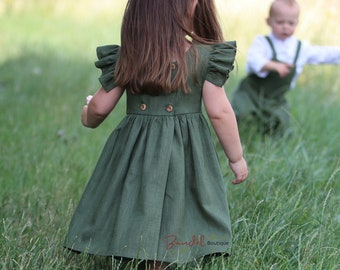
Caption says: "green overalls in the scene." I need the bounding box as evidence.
[232,36,301,135]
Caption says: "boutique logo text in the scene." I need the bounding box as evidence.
[163,234,229,251]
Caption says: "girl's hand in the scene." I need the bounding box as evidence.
[81,105,89,127]
[86,95,93,104]
[81,95,92,127]
[229,157,248,185]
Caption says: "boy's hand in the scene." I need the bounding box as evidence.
[263,60,294,77]
[274,62,294,77]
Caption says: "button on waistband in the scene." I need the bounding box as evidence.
[140,103,147,111]
[166,104,173,113]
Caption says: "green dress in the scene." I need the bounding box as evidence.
[64,42,237,263]
[231,36,301,135]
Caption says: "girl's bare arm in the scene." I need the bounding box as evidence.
[203,81,248,184]
[82,87,124,128]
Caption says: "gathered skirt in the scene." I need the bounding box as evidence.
[64,112,232,263]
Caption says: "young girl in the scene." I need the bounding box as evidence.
[64,0,248,269]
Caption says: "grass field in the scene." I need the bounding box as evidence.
[0,0,339,269]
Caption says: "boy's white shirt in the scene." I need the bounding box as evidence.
[246,32,340,88]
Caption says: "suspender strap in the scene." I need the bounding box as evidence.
[293,40,301,65]
[265,36,301,64]
[265,36,277,60]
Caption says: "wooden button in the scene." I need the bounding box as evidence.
[166,104,173,112]
[140,103,147,111]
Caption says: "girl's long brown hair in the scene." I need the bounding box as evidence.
[115,0,224,95]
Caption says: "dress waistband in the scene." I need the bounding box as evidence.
[127,102,201,116]
[126,96,202,116]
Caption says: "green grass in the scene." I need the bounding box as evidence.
[1,1,339,269]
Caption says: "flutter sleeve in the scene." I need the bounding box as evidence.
[206,41,237,87]
[95,45,121,91]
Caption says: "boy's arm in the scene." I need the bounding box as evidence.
[304,42,340,65]
[261,60,294,77]
[246,36,272,76]
[247,36,294,77]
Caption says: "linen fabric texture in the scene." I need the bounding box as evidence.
[64,42,236,263]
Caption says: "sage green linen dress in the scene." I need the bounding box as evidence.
[65,42,237,263]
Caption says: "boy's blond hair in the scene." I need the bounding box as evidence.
[269,0,300,17]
